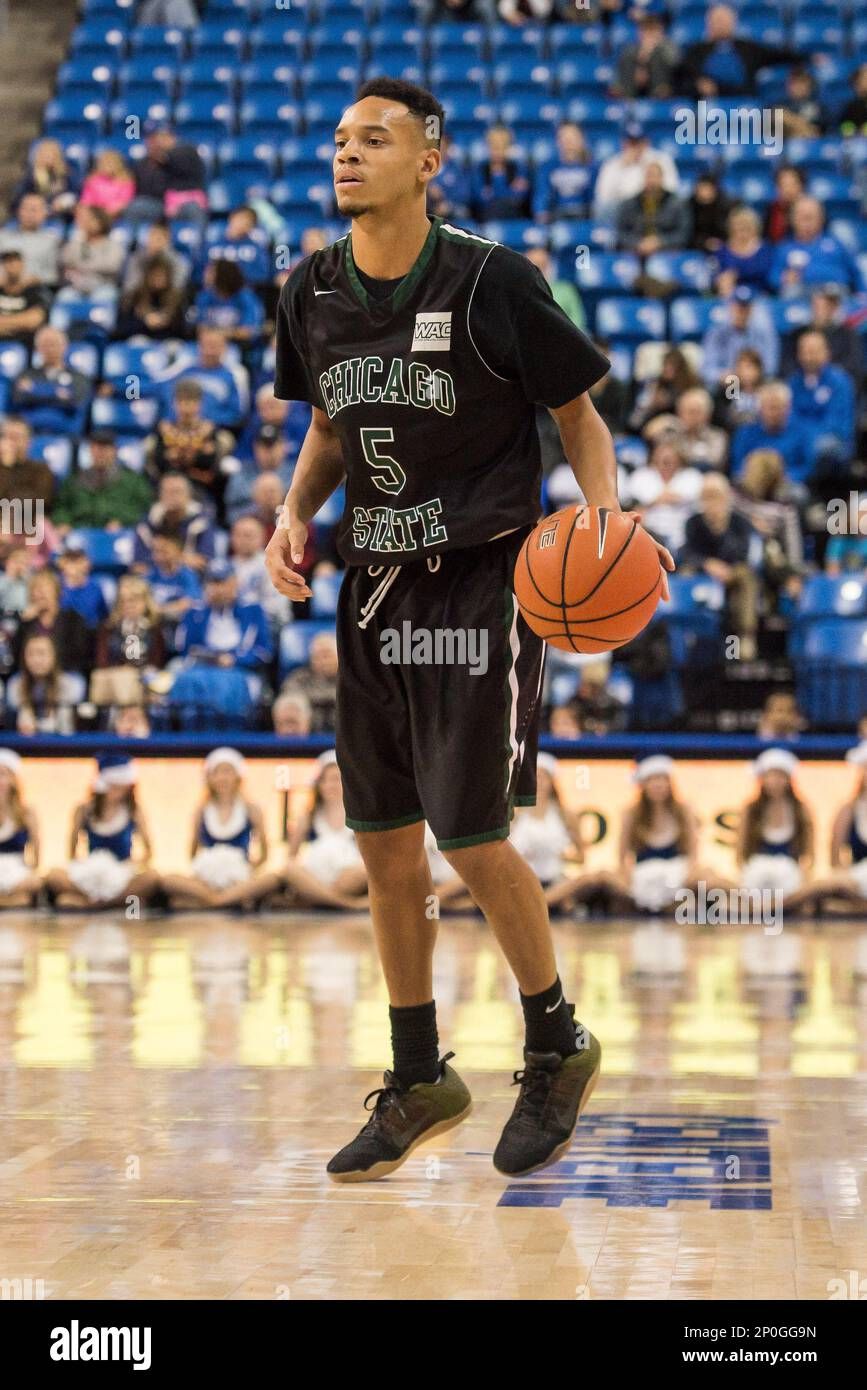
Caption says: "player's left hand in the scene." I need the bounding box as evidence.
[624,510,675,602]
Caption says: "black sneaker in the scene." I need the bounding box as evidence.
[326,1052,472,1183]
[493,1025,601,1178]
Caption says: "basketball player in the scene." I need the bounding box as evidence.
[266,78,674,1180]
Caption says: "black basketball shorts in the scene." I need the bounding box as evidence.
[335,527,545,849]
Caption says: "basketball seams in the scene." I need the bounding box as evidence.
[514,570,663,628]
[558,504,586,653]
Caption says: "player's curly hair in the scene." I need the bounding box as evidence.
[354,77,445,148]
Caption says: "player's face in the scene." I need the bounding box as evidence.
[333,97,437,216]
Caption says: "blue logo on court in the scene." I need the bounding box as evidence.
[495,1114,774,1209]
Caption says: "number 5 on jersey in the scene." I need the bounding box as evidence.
[360,427,407,495]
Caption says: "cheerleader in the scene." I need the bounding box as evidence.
[798,741,867,913]
[162,747,282,910]
[737,748,814,905]
[46,754,158,909]
[0,749,41,908]
[619,755,701,913]
[281,752,368,909]
[509,753,604,911]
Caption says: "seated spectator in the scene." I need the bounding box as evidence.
[248,472,286,547]
[771,197,864,296]
[427,132,472,221]
[680,474,759,658]
[615,161,690,254]
[523,246,585,330]
[280,631,339,734]
[688,172,733,254]
[614,3,678,99]
[623,436,703,552]
[11,324,90,433]
[788,329,856,480]
[230,513,292,627]
[574,659,626,736]
[532,121,595,223]
[272,690,312,737]
[470,125,531,220]
[127,121,208,227]
[53,430,152,532]
[122,220,190,293]
[235,383,308,463]
[11,139,78,218]
[0,416,55,509]
[57,539,109,628]
[839,63,867,137]
[713,207,773,296]
[133,472,218,573]
[730,382,812,486]
[756,693,806,741]
[781,67,825,139]
[0,192,61,286]
[764,165,805,244]
[548,702,582,739]
[713,347,765,430]
[0,249,49,345]
[138,0,200,20]
[7,633,80,735]
[145,379,232,513]
[587,340,630,434]
[59,205,124,295]
[701,285,779,386]
[226,423,293,524]
[143,527,201,634]
[172,559,273,716]
[111,704,152,738]
[203,207,271,286]
[646,386,728,470]
[593,121,679,225]
[497,0,555,27]
[0,545,34,617]
[734,449,804,592]
[780,285,864,387]
[90,575,166,708]
[159,326,245,433]
[192,258,264,344]
[676,2,801,99]
[79,150,135,221]
[15,568,92,674]
[116,254,186,338]
[629,347,701,435]
[825,498,867,574]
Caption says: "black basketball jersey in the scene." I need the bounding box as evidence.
[275,214,609,567]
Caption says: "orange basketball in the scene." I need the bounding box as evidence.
[514,505,663,653]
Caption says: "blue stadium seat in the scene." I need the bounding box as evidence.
[279,621,338,679]
[558,91,621,124]
[489,24,549,56]
[313,486,346,528]
[497,98,562,137]
[0,343,28,382]
[307,23,367,57]
[64,527,137,575]
[90,396,159,437]
[128,26,190,58]
[664,574,726,636]
[430,56,490,89]
[576,252,640,292]
[70,20,130,60]
[43,96,108,139]
[247,20,307,58]
[56,58,116,100]
[269,174,334,217]
[117,64,178,100]
[428,24,487,57]
[50,295,118,342]
[218,137,280,179]
[793,19,846,55]
[797,574,867,621]
[102,343,172,396]
[187,21,248,59]
[797,620,867,727]
[669,297,726,341]
[480,220,545,251]
[177,57,238,98]
[29,436,75,481]
[614,435,646,469]
[595,298,666,344]
[310,572,342,619]
[768,298,813,334]
[644,251,712,293]
[722,169,776,205]
[491,57,555,93]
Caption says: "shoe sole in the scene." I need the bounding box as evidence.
[327,1102,473,1184]
[494,1062,602,1179]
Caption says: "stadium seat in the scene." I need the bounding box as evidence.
[575,252,641,292]
[28,435,75,481]
[644,252,712,293]
[797,620,867,727]
[50,295,118,343]
[64,527,137,575]
[595,298,666,345]
[90,396,159,437]
[310,572,342,619]
[279,621,338,680]
[101,343,172,397]
[669,297,727,342]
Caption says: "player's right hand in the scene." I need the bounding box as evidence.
[265,515,313,600]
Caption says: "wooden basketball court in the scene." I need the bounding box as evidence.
[1,912,865,1301]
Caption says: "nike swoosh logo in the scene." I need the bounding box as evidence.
[314,288,337,296]
[545,994,564,1014]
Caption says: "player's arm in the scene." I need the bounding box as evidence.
[264,407,345,601]
[550,391,674,591]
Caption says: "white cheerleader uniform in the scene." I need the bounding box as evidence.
[190,799,253,890]
[302,810,363,887]
[68,810,136,902]
[741,815,802,895]
[510,805,572,886]
[0,818,32,895]
[631,841,689,912]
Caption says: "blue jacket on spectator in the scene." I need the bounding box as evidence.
[202,235,271,286]
[730,417,813,484]
[176,600,273,671]
[191,286,265,337]
[532,160,596,221]
[145,562,201,609]
[61,578,109,628]
[770,234,864,293]
[161,363,244,430]
[788,362,856,460]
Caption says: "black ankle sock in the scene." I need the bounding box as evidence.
[389,1001,440,1087]
[520,976,577,1057]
